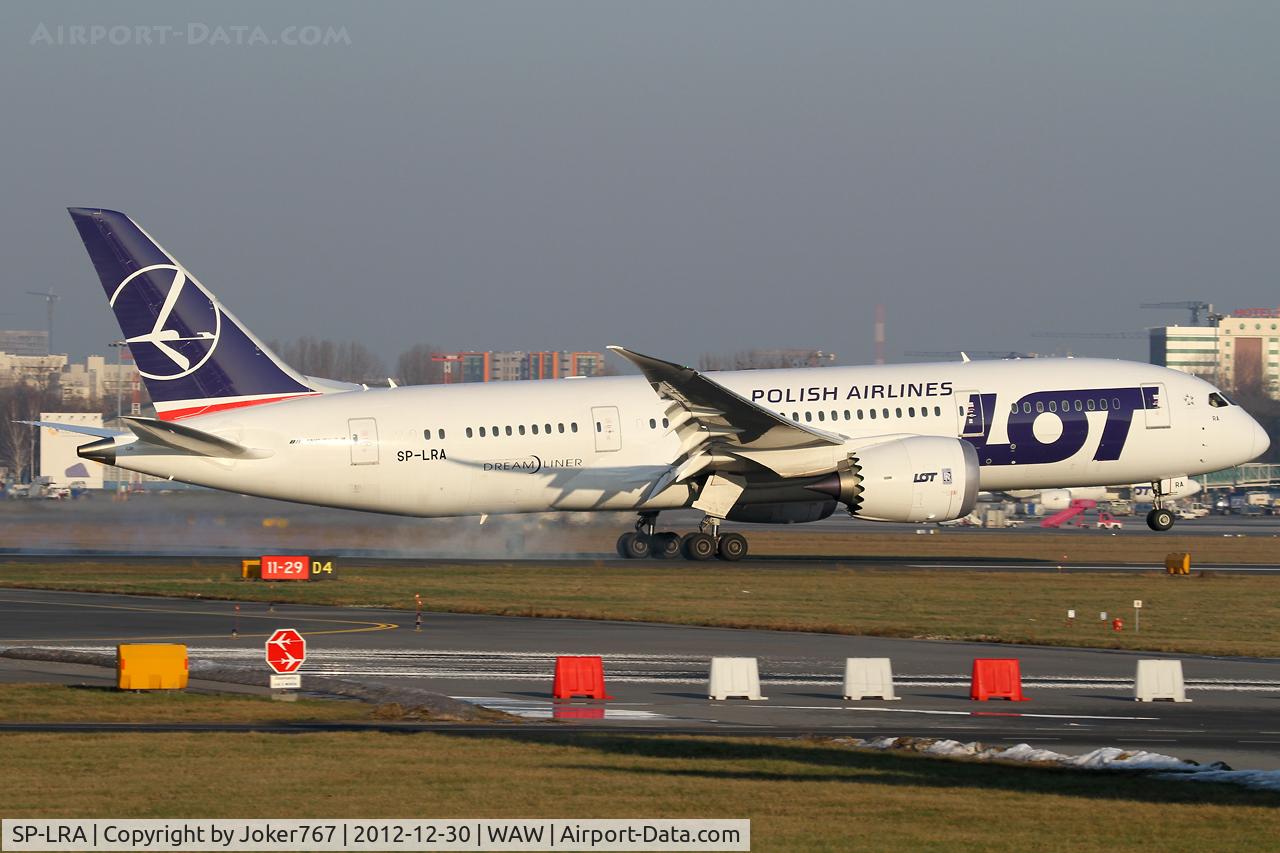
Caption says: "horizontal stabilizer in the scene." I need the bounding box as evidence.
[19,420,122,439]
[121,416,272,459]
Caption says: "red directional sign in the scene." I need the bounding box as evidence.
[265,628,306,674]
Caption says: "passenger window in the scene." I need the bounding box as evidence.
[817,411,825,421]
[792,413,799,421]
[882,408,890,419]
[895,408,902,418]
[662,417,669,428]
[1074,400,1082,412]
[518,425,526,435]
[532,424,539,435]
[831,410,838,421]
[805,412,812,422]
[1112,397,1120,410]
[934,406,941,416]
[558,423,565,433]
[596,421,603,432]
[1049,401,1057,413]
[438,429,445,440]
[649,418,656,429]
[869,409,877,420]
[466,427,474,438]
[423,430,431,440]
[479,427,486,437]
[1010,403,1018,414]
[1100,399,1108,411]
[908,407,916,417]
[505,426,513,436]
[571,422,578,433]
[1086,399,1096,411]
[1022,402,1032,414]
[1035,401,1043,414]
[545,423,552,434]
[858,410,864,420]
[844,410,851,420]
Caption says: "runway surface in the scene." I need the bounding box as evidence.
[2,589,1279,770]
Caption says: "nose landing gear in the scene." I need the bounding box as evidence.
[616,513,750,561]
[1145,481,1176,531]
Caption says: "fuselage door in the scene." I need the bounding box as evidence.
[591,406,622,452]
[348,418,380,464]
[956,391,986,438]
[1140,383,1171,429]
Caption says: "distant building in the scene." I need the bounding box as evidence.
[1150,309,1280,398]
[0,330,50,356]
[699,349,837,372]
[0,352,66,387]
[432,350,607,383]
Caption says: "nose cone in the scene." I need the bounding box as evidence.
[1249,416,1270,461]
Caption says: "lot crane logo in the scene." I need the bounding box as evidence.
[265,628,307,674]
[109,263,222,381]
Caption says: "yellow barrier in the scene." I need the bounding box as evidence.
[1165,552,1191,575]
[117,644,189,690]
[241,558,261,579]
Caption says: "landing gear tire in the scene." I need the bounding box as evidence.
[717,532,748,562]
[617,532,653,559]
[651,532,682,559]
[682,532,717,561]
[1146,508,1175,532]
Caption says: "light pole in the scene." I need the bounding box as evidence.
[108,341,127,422]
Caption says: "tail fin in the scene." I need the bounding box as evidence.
[68,207,319,420]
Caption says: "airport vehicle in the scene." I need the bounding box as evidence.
[31,208,1271,560]
[1094,512,1123,530]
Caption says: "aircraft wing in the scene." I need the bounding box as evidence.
[609,346,846,498]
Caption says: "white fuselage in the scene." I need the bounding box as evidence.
[105,358,1264,519]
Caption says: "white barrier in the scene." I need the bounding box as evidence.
[1134,659,1191,702]
[842,657,900,701]
[708,657,766,700]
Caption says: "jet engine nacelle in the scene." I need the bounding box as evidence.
[1039,489,1074,511]
[810,436,980,523]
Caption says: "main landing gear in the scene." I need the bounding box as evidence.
[616,513,749,561]
[1146,481,1176,532]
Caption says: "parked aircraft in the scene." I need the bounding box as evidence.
[1007,478,1201,511]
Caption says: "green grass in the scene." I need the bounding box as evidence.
[1,559,1277,656]
[0,683,374,724]
[0,731,1276,852]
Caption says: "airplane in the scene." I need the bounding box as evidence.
[30,208,1270,561]
[1005,478,1201,511]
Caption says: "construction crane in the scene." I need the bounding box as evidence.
[1140,301,1221,326]
[25,287,60,353]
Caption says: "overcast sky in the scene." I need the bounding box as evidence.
[3,1,1278,369]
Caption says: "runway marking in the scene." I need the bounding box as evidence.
[0,595,398,642]
[838,707,1160,721]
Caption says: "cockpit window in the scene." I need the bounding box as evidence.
[1208,392,1230,408]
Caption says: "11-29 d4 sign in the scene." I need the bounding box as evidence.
[259,555,337,581]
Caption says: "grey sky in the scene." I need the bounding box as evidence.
[3,1,1278,369]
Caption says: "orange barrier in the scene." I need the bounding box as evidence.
[970,658,1029,701]
[552,655,614,700]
